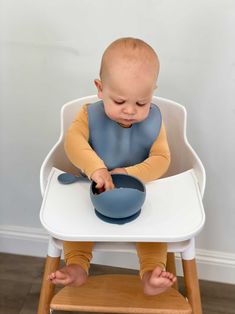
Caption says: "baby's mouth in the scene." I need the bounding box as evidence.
[119,119,135,127]
[123,118,135,123]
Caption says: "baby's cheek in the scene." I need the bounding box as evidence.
[139,109,150,121]
[104,105,115,118]
[105,111,116,121]
[106,108,119,121]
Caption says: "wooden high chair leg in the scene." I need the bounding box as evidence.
[166,252,178,290]
[182,258,202,314]
[37,255,61,314]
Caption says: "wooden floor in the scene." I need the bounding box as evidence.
[0,253,234,314]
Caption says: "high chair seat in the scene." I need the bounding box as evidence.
[50,274,191,313]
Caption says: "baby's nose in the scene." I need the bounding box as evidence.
[123,105,136,115]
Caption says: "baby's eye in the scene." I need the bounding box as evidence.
[114,100,125,105]
[136,102,147,107]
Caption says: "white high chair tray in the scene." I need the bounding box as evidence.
[40,167,205,242]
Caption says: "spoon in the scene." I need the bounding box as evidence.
[57,172,87,184]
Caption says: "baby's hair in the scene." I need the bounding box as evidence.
[99,37,158,80]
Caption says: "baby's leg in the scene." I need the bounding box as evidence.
[136,242,176,296]
[48,241,94,286]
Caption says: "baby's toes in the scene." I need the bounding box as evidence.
[52,277,71,286]
[168,273,175,281]
[48,272,56,280]
[172,277,177,284]
[160,271,169,278]
[161,271,175,282]
[55,270,67,280]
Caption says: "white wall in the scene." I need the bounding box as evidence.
[1,0,235,282]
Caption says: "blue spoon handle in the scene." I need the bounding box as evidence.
[57,173,81,184]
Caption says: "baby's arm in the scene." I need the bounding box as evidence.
[64,105,114,190]
[123,123,171,183]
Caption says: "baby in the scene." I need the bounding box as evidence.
[49,37,176,295]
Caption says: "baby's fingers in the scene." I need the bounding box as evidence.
[105,179,115,191]
[95,178,105,189]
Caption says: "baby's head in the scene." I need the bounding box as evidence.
[95,37,160,127]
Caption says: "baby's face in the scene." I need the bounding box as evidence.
[95,63,157,127]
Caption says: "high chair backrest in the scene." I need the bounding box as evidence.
[40,95,205,197]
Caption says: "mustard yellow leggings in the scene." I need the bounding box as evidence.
[63,241,167,278]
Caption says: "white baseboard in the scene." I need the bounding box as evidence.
[0,225,49,257]
[0,225,235,284]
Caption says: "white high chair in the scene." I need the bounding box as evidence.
[37,95,206,314]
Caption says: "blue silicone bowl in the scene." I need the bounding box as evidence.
[90,174,146,224]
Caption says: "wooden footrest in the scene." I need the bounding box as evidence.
[51,274,192,313]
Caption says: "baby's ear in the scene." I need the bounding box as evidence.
[94,79,103,99]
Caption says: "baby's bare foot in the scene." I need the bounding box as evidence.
[48,264,87,286]
[142,266,176,296]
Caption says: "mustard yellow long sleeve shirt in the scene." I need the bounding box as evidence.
[64,104,171,183]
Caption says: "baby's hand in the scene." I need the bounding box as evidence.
[91,168,115,191]
[110,168,127,175]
